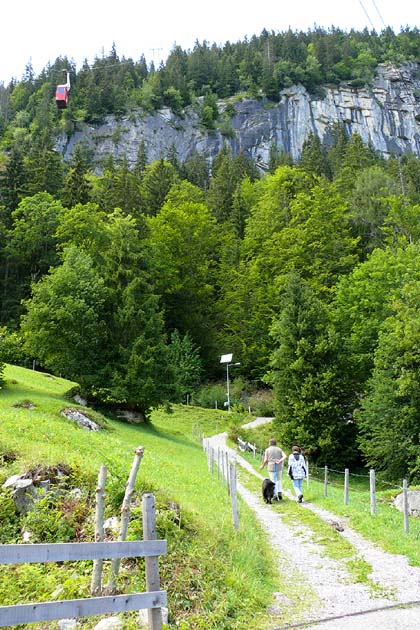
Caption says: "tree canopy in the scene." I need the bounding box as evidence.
[3,28,420,477]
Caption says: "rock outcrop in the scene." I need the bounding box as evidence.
[58,62,420,171]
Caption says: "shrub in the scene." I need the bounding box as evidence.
[0,327,28,367]
[0,488,20,543]
[193,383,227,409]
[227,410,248,443]
[22,492,91,543]
[249,388,276,417]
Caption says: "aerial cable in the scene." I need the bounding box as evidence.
[357,0,376,30]
[49,57,149,76]
[369,0,387,30]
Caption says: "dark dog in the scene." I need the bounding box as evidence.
[262,478,276,504]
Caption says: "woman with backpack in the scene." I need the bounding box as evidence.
[288,445,307,503]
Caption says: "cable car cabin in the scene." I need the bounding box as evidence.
[55,84,69,109]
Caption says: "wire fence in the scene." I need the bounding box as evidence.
[233,431,414,534]
[193,428,240,531]
[301,464,412,533]
[193,425,416,534]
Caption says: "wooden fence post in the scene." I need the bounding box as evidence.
[217,447,221,480]
[207,443,212,472]
[403,479,409,533]
[229,461,239,530]
[225,452,230,494]
[344,468,349,505]
[143,494,163,630]
[90,465,107,596]
[107,446,144,593]
[370,469,376,515]
[324,466,328,498]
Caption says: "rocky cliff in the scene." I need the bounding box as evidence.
[59,62,420,171]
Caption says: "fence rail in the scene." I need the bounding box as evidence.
[0,592,167,628]
[0,540,166,564]
[0,493,166,630]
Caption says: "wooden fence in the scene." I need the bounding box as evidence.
[0,493,167,630]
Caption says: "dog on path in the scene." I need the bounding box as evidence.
[262,478,276,504]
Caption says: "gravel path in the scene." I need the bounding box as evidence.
[207,418,420,629]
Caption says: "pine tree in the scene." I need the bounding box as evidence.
[62,144,91,208]
[269,272,357,465]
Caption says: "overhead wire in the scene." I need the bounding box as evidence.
[357,0,376,30]
[370,0,387,30]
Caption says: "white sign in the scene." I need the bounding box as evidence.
[220,353,233,364]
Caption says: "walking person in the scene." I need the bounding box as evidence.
[260,438,287,500]
[288,445,307,503]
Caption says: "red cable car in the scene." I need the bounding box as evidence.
[55,70,70,109]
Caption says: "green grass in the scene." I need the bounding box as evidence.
[0,365,279,630]
[237,423,420,569]
[304,474,420,567]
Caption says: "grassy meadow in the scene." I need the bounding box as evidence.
[2,364,419,630]
[0,364,279,630]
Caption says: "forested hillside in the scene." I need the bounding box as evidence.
[2,27,420,481]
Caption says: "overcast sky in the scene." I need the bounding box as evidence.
[2,0,420,83]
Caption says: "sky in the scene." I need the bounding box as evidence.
[2,0,420,84]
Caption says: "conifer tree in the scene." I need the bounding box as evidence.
[62,144,92,208]
[269,272,357,465]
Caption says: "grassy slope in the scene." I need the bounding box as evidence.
[0,365,279,630]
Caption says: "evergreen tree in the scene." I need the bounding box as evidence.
[62,144,92,208]
[349,165,398,256]
[183,151,210,191]
[326,122,348,177]
[167,330,202,402]
[207,147,255,222]
[140,159,179,216]
[97,210,170,416]
[25,137,64,197]
[133,140,148,179]
[299,132,331,179]
[357,281,420,481]
[0,146,26,221]
[335,132,379,195]
[269,272,357,465]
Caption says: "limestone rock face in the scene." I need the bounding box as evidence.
[58,63,420,170]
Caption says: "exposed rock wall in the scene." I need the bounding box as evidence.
[58,62,420,171]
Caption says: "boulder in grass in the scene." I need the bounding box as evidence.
[137,607,168,627]
[94,618,122,630]
[393,490,420,517]
[61,408,101,431]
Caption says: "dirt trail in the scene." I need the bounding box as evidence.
[207,418,420,629]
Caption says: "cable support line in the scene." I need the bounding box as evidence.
[370,0,387,29]
[327,468,349,475]
[311,466,369,477]
[357,0,376,30]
